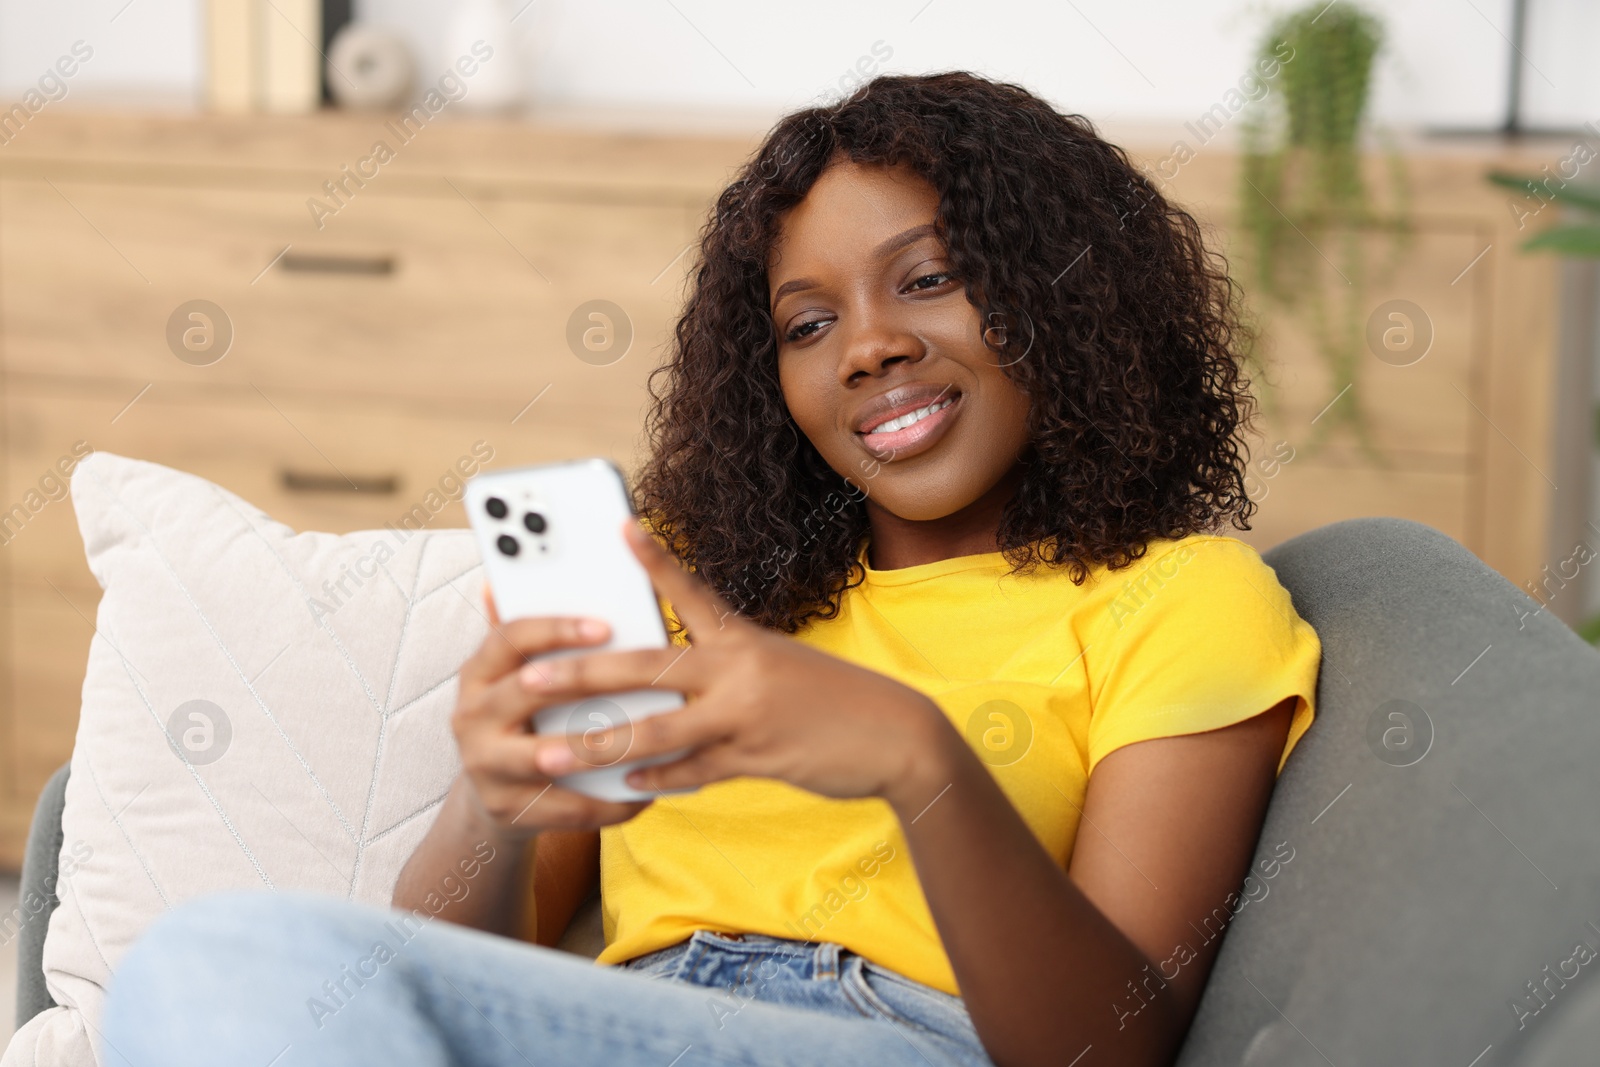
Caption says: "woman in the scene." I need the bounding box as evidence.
[103,71,1319,1067]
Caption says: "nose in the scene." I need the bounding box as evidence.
[837,313,924,386]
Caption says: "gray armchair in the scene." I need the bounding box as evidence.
[15,760,69,1033]
[1176,517,1600,1065]
[14,518,1600,1064]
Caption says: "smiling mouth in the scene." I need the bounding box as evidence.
[855,388,963,460]
[865,396,957,436]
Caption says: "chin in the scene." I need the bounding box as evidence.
[864,472,991,524]
[874,498,959,523]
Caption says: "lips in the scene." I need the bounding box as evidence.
[853,383,963,460]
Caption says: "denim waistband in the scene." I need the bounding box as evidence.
[617,929,993,1065]
[622,929,843,981]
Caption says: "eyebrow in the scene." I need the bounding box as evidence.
[768,221,941,311]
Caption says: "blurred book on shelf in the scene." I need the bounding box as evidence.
[204,0,321,114]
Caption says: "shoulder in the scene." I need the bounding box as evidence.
[1119,531,1272,576]
[1080,533,1321,774]
[1082,533,1320,677]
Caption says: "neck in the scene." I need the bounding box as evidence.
[864,466,1023,570]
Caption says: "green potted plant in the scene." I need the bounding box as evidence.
[1237,0,1412,463]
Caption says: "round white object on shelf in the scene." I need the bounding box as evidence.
[327,24,415,110]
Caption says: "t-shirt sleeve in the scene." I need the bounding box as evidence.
[1083,537,1320,777]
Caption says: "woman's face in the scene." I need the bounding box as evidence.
[768,160,1032,523]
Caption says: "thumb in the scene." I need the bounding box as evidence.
[482,580,501,626]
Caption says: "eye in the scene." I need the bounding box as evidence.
[908,271,955,291]
[785,318,828,343]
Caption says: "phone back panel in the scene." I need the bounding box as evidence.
[463,459,683,800]
[465,458,668,649]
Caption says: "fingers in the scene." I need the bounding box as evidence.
[459,615,610,689]
[484,777,652,833]
[519,645,699,699]
[624,741,738,795]
[482,581,500,627]
[528,701,726,777]
[506,785,652,832]
[623,522,739,639]
[460,725,654,833]
[465,645,693,733]
[467,655,652,739]
[460,731,549,780]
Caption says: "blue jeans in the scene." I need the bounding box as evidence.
[100,889,996,1066]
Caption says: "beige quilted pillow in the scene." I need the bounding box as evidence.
[3,452,492,1067]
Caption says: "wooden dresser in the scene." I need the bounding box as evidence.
[0,110,1581,866]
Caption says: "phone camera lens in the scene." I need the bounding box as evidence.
[485,497,508,519]
[496,534,520,557]
[524,512,547,534]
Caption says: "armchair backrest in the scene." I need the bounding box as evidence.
[1178,518,1600,1065]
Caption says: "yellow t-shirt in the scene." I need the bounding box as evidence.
[593,532,1320,996]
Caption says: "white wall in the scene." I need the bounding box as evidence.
[0,0,200,106]
[1,0,1598,135]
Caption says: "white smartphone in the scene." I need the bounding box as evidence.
[464,458,688,802]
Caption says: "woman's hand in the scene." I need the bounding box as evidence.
[450,585,654,840]
[520,523,963,810]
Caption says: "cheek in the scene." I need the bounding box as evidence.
[970,363,1032,457]
[948,304,1030,443]
[995,377,1033,450]
[779,357,839,449]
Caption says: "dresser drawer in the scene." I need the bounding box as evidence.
[3,380,653,591]
[0,177,695,409]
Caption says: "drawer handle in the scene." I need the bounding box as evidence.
[278,252,396,275]
[281,469,401,495]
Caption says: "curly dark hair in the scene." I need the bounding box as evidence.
[636,70,1261,634]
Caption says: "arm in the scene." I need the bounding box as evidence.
[390,775,600,943]
[526,828,602,947]
[888,696,1294,1067]
[391,772,534,937]
[393,587,642,939]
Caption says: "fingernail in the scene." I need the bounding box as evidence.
[578,618,607,639]
[538,745,574,773]
[520,663,547,688]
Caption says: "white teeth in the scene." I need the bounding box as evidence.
[869,397,954,435]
